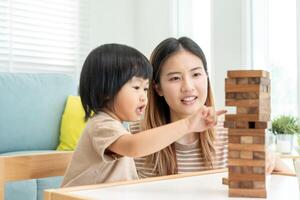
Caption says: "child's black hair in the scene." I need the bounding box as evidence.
[79,43,152,120]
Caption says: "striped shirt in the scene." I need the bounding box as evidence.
[130,121,228,178]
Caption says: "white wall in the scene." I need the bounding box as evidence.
[89,0,248,110]
[134,0,177,58]
[89,0,136,49]
[89,0,176,59]
[211,0,249,110]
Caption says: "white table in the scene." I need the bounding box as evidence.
[45,169,299,200]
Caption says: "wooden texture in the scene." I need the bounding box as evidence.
[229,188,266,198]
[229,173,265,182]
[225,70,270,198]
[228,159,265,167]
[225,77,270,85]
[0,151,73,200]
[228,128,266,136]
[224,121,270,129]
[225,113,270,122]
[227,70,270,78]
[240,151,253,159]
[228,143,265,152]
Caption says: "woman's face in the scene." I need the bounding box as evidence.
[156,50,208,121]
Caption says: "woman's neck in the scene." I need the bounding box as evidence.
[176,132,199,145]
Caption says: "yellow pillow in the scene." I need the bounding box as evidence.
[57,96,86,150]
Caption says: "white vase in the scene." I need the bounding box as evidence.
[276,134,294,154]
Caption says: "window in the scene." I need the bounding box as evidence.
[176,0,211,74]
[252,0,298,118]
[0,0,90,79]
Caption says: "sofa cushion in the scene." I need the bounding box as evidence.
[57,96,86,151]
[0,73,76,153]
[37,176,63,200]
[5,179,37,200]
[5,177,64,200]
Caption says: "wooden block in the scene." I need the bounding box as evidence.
[229,166,241,173]
[237,107,258,114]
[229,181,240,188]
[228,129,265,136]
[228,151,240,159]
[240,181,253,188]
[227,70,270,78]
[225,121,270,129]
[229,173,265,182]
[262,85,269,93]
[241,166,253,174]
[253,136,264,144]
[229,77,270,85]
[222,177,228,185]
[259,99,271,113]
[235,92,259,99]
[224,121,235,128]
[228,159,265,167]
[255,121,271,129]
[226,99,260,107]
[253,181,265,189]
[226,92,236,99]
[228,143,265,152]
[240,136,253,144]
[225,113,270,122]
[240,151,253,159]
[236,78,249,84]
[238,121,252,128]
[226,114,257,121]
[226,99,271,119]
[226,91,270,101]
[225,78,237,85]
[229,188,266,198]
[253,152,265,160]
[229,136,240,143]
[248,77,261,84]
[253,167,265,174]
[225,83,261,93]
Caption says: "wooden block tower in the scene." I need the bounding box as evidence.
[224,70,271,198]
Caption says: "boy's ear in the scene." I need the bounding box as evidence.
[154,83,163,96]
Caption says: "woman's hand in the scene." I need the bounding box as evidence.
[266,150,294,174]
[266,150,276,174]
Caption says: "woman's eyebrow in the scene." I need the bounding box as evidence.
[166,66,203,76]
[190,66,203,72]
[166,71,181,76]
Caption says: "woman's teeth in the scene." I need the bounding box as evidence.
[181,96,197,104]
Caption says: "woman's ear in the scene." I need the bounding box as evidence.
[154,83,163,96]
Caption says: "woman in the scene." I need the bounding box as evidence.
[131,37,291,178]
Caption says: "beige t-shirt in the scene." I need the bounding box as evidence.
[61,112,138,187]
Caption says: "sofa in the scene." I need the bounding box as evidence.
[0,73,76,200]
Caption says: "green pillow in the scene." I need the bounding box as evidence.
[57,96,86,150]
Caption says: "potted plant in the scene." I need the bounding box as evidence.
[270,115,300,154]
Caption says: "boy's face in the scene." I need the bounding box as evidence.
[155,50,208,121]
[113,77,149,121]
